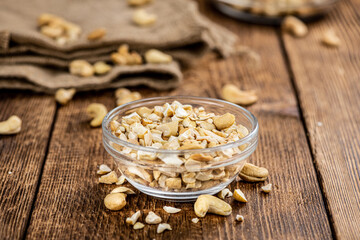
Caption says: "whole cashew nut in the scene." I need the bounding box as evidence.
[239,163,268,182]
[86,103,108,127]
[194,195,232,218]
[55,88,76,105]
[222,84,258,106]
[0,115,22,135]
[104,192,127,211]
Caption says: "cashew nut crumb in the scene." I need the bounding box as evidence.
[116,175,127,185]
[157,223,172,233]
[239,163,268,182]
[236,214,244,222]
[321,29,340,47]
[145,211,162,224]
[132,9,157,26]
[217,188,233,199]
[145,49,173,64]
[115,88,141,106]
[282,16,308,38]
[126,210,141,225]
[222,84,258,106]
[233,189,247,202]
[194,195,232,218]
[94,61,112,75]
[128,0,151,6]
[86,103,108,127]
[69,60,94,77]
[261,183,272,193]
[104,193,126,211]
[87,28,106,41]
[99,171,118,184]
[111,186,136,194]
[97,164,112,175]
[133,222,145,230]
[37,13,81,44]
[0,115,22,135]
[191,218,199,223]
[163,206,181,214]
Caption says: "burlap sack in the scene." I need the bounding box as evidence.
[0,0,238,92]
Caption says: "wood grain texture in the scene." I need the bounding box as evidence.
[282,0,360,238]
[25,3,332,239]
[0,91,55,239]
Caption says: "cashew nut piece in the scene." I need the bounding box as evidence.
[0,115,22,135]
[236,214,244,222]
[55,88,76,105]
[163,206,181,214]
[145,211,162,224]
[145,49,173,64]
[126,210,141,225]
[222,84,258,106]
[233,189,247,203]
[239,163,269,182]
[97,164,112,175]
[87,28,106,41]
[261,183,272,193]
[99,171,118,184]
[86,103,108,127]
[133,222,145,230]
[132,9,157,26]
[194,195,232,218]
[282,16,308,38]
[128,0,152,6]
[104,193,126,211]
[321,29,340,47]
[69,60,94,77]
[111,186,136,194]
[157,223,172,233]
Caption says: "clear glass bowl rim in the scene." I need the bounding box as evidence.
[102,96,259,155]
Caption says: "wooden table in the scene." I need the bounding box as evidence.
[1,0,359,239]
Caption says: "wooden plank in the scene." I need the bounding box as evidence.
[281,0,360,238]
[25,3,332,240]
[0,91,55,239]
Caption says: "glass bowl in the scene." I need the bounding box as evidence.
[210,0,339,25]
[102,96,258,201]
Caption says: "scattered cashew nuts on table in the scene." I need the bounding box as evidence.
[86,103,108,127]
[194,195,232,218]
[0,115,22,135]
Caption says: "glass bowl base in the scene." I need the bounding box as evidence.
[127,176,237,202]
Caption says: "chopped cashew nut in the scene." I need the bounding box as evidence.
[104,193,126,211]
[87,28,106,40]
[111,186,136,194]
[194,195,232,218]
[116,175,127,185]
[86,103,108,127]
[282,16,308,38]
[163,206,181,214]
[222,84,258,105]
[99,171,118,184]
[157,223,172,233]
[0,116,22,135]
[233,189,247,202]
[133,222,145,229]
[145,49,173,64]
[192,218,199,223]
[55,88,76,105]
[97,164,112,175]
[217,188,233,199]
[126,210,141,225]
[239,163,269,182]
[128,0,152,6]
[94,61,112,75]
[145,211,162,224]
[213,113,235,130]
[236,214,244,222]
[261,183,272,193]
[321,29,340,47]
[133,9,157,26]
[69,60,94,77]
